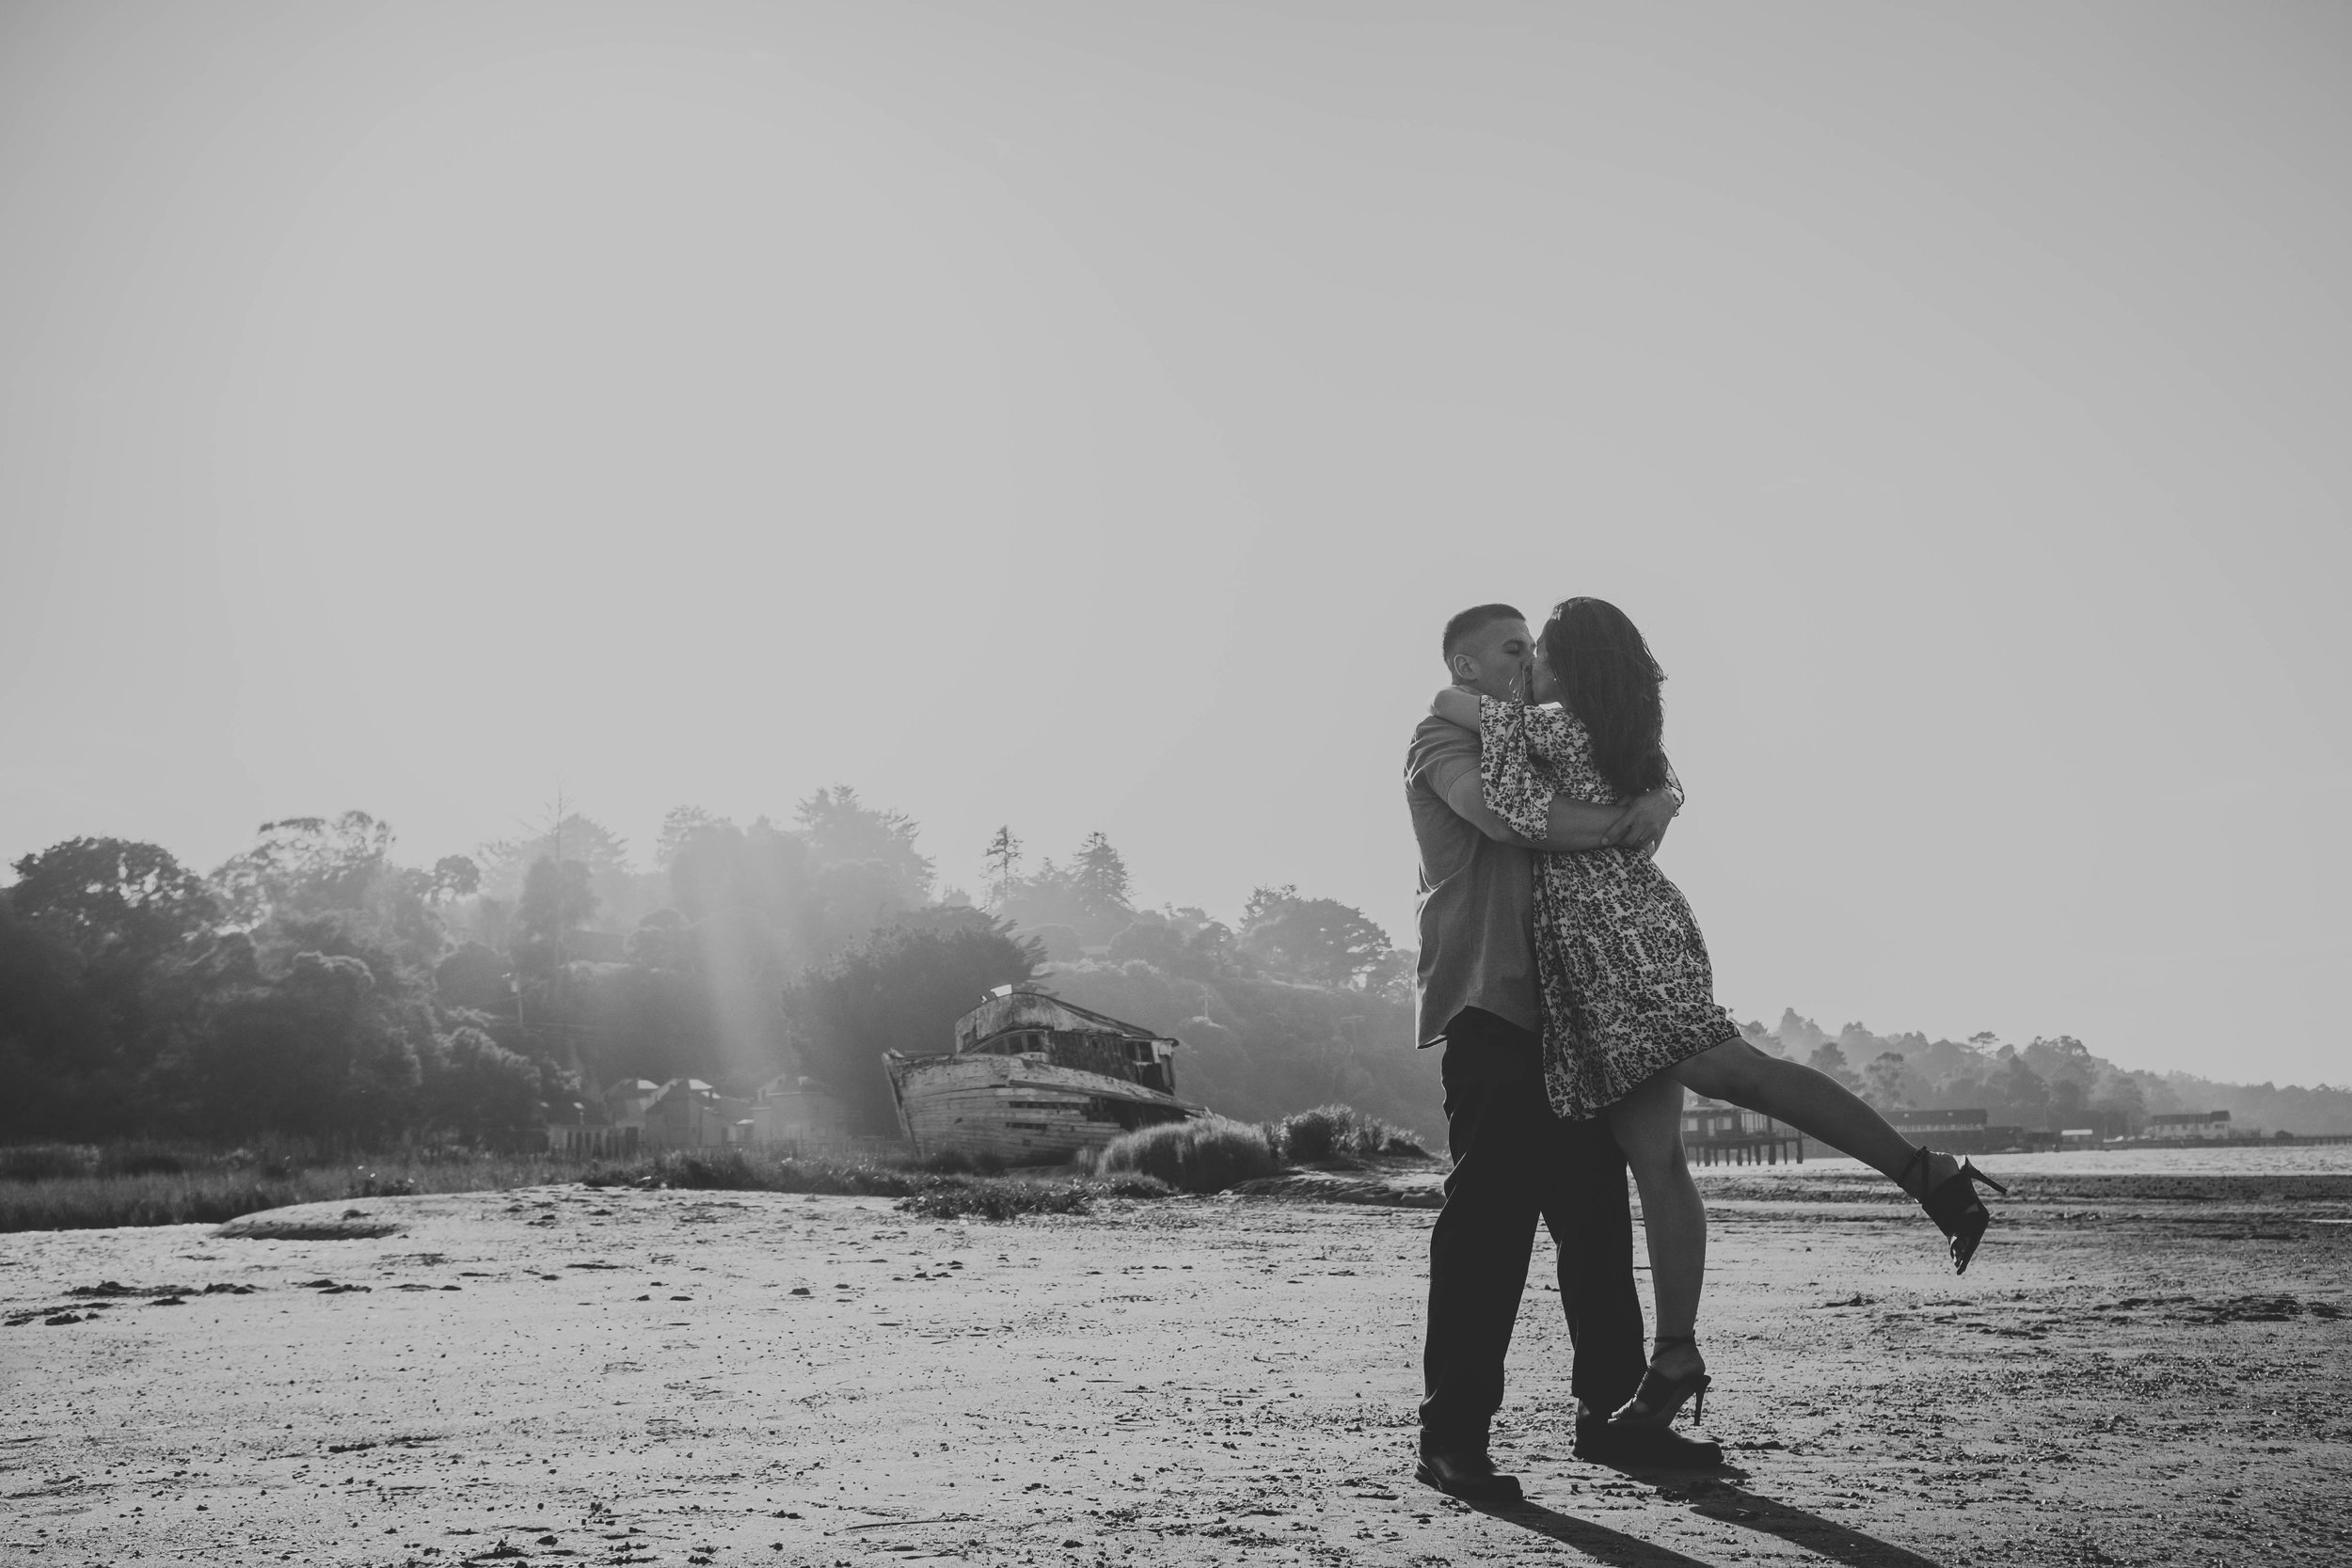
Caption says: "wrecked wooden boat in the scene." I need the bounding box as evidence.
[882,989,1204,1164]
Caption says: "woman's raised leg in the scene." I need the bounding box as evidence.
[1674,1038,2008,1273]
[1673,1039,1919,1181]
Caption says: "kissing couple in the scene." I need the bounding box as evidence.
[1406,597,2006,1501]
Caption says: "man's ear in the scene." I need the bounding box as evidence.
[1447,652,1476,684]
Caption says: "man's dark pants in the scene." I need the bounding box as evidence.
[1420,1007,1645,1450]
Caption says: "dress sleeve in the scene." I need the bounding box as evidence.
[1476,696,1555,839]
[1518,704,1582,768]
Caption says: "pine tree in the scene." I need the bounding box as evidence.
[1071,831,1134,919]
[983,825,1024,909]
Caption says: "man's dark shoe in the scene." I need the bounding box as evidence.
[1414,1446,1525,1504]
[1573,1405,1724,1469]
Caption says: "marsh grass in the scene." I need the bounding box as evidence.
[0,1141,220,1182]
[580,1146,1171,1221]
[897,1175,1169,1222]
[2,1100,1419,1231]
[582,1146,930,1196]
[0,1148,600,1233]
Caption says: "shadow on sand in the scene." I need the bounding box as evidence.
[1467,1497,1716,1568]
[1470,1465,1951,1568]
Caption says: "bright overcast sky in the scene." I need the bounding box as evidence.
[4,3,2346,1085]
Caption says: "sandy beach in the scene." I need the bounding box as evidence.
[7,1157,2349,1568]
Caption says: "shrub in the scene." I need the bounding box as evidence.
[1095,1117,1279,1194]
[1272,1103,1428,1164]
[221,1146,301,1178]
[346,1166,420,1197]
[1088,1173,1176,1200]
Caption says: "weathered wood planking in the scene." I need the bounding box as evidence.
[883,1052,1201,1165]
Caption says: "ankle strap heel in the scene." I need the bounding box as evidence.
[1908,1148,2007,1275]
[1615,1341,1710,1429]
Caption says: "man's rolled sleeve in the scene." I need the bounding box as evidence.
[1412,724,1522,847]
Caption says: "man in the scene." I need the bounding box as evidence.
[1409,602,1721,1502]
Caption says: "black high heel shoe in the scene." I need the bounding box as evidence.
[1612,1338,1711,1429]
[1901,1148,2010,1275]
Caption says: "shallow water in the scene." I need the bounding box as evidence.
[1780,1143,2352,1178]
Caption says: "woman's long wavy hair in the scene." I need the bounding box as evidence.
[1540,597,1669,800]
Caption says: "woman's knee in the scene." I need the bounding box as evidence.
[1680,1038,1768,1100]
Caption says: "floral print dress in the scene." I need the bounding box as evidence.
[1478,696,1740,1120]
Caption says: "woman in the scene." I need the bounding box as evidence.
[1429,596,2004,1436]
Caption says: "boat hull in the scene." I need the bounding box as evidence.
[882,1051,1203,1165]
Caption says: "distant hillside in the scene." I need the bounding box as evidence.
[1745,1009,2352,1137]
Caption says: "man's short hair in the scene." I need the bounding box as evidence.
[1441,603,1525,663]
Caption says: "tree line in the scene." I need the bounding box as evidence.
[16,795,2336,1150]
[1749,1010,2352,1137]
[0,798,1432,1147]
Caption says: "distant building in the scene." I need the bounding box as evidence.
[643,1079,755,1148]
[544,1090,642,1159]
[545,1072,854,1154]
[1682,1101,1782,1141]
[1878,1106,2058,1154]
[1680,1099,1803,1165]
[603,1079,662,1127]
[747,1074,854,1146]
[544,1105,638,1159]
[1886,1108,1990,1134]
[2149,1111,2240,1139]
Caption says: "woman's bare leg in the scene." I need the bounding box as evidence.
[1603,1070,1707,1391]
[1675,1039,1942,1191]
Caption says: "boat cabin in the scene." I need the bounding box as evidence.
[953,990,1179,1096]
